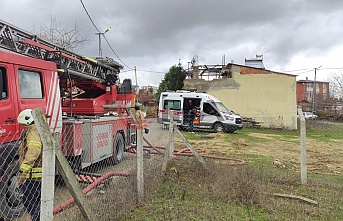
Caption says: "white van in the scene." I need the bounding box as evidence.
[157,91,243,133]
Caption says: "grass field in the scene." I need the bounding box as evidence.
[126,121,343,221]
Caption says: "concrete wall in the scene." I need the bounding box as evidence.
[183,65,297,129]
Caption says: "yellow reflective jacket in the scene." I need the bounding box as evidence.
[18,124,43,182]
[135,110,144,126]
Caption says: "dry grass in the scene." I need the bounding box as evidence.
[127,158,343,221]
[53,121,343,220]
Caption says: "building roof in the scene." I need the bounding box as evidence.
[297,79,329,83]
[228,63,297,78]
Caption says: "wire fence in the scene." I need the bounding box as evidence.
[0,108,342,220]
[0,108,165,221]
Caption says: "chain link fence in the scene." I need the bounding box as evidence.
[0,108,166,221]
[1,108,342,220]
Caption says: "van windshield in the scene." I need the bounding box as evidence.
[212,102,232,113]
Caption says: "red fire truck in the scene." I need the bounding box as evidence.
[0,19,135,219]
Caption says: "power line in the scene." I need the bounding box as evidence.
[79,0,100,33]
[79,0,165,74]
[320,67,343,70]
[282,68,312,73]
[79,0,132,70]
[283,67,343,73]
[102,35,133,70]
[139,69,165,74]
[121,68,165,74]
[296,70,313,75]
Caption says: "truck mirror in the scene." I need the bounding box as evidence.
[122,79,132,94]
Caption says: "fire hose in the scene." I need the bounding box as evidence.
[143,137,246,166]
[53,137,245,216]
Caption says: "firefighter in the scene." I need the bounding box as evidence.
[17,109,42,221]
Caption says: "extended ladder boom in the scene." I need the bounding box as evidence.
[0,19,123,84]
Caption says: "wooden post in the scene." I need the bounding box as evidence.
[161,107,174,179]
[54,133,95,221]
[32,108,55,221]
[165,107,207,169]
[298,107,307,184]
[166,107,174,159]
[136,125,144,203]
[174,128,207,169]
[129,108,144,203]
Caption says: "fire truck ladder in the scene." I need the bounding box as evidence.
[0,19,123,84]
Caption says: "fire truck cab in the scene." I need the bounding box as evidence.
[0,50,63,219]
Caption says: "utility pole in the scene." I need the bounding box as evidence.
[95,27,111,57]
[312,65,322,116]
[187,61,190,75]
[134,64,138,87]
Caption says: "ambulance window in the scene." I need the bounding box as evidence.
[163,100,181,110]
[18,69,43,98]
[203,103,217,115]
[0,67,8,100]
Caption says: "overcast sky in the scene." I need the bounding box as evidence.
[2,0,343,86]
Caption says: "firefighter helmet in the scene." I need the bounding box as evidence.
[17,109,34,125]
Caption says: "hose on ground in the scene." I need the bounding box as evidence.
[142,137,246,166]
[53,137,245,216]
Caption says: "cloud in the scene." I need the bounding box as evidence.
[1,0,343,86]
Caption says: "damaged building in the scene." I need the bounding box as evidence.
[183,57,297,130]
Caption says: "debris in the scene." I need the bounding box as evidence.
[267,193,319,206]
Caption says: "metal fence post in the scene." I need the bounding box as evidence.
[298,107,307,184]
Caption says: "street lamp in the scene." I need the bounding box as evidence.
[312,65,322,116]
[95,27,111,57]
[134,64,138,87]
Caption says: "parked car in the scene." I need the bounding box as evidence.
[302,112,318,120]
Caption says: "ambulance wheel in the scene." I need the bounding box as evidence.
[112,132,125,165]
[0,160,25,220]
[213,122,225,133]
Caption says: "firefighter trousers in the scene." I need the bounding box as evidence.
[21,180,41,221]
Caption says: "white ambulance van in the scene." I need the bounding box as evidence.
[157,91,243,133]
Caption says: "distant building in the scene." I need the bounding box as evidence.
[296,78,330,112]
[184,63,297,129]
[136,86,157,117]
[141,85,158,94]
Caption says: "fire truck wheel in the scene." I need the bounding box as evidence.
[112,132,125,165]
[0,160,25,220]
[213,122,225,133]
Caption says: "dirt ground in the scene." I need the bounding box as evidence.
[146,121,343,175]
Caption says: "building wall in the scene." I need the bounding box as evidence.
[296,80,331,112]
[184,65,297,129]
[296,82,307,102]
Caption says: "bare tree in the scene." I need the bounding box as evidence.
[327,71,343,100]
[38,16,90,52]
